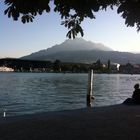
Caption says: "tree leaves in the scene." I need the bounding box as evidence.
[117,0,140,31]
[21,15,34,23]
[66,25,84,39]
[4,0,50,21]
[3,0,140,38]
[61,15,84,38]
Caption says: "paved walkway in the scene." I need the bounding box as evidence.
[0,104,140,140]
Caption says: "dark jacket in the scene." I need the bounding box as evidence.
[132,89,140,103]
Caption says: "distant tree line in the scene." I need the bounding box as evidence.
[0,58,117,73]
[0,58,52,72]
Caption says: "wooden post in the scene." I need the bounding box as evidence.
[3,109,6,117]
[87,69,94,107]
[3,111,6,117]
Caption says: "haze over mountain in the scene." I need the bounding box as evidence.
[21,38,140,64]
[21,38,112,59]
[46,38,113,54]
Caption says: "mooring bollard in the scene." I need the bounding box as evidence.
[87,69,94,107]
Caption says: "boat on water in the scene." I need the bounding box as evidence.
[0,66,14,72]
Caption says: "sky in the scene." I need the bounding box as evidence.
[0,1,140,58]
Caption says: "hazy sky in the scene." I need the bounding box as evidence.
[0,2,140,58]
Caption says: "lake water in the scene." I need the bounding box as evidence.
[0,72,139,117]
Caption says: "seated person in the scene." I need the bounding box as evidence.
[132,83,140,104]
[123,83,140,105]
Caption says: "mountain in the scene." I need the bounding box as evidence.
[21,38,112,60]
[45,38,113,54]
[21,38,140,64]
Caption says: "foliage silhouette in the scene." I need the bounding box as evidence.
[3,0,140,38]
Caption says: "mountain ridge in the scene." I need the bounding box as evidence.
[21,38,140,64]
[21,38,113,59]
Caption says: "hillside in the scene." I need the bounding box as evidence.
[21,38,112,59]
[21,38,140,64]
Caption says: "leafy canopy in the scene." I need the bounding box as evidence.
[3,0,140,38]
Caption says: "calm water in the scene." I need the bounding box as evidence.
[0,72,139,116]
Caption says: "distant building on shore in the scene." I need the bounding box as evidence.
[0,66,14,72]
[119,63,140,74]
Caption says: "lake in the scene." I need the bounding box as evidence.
[0,73,139,117]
